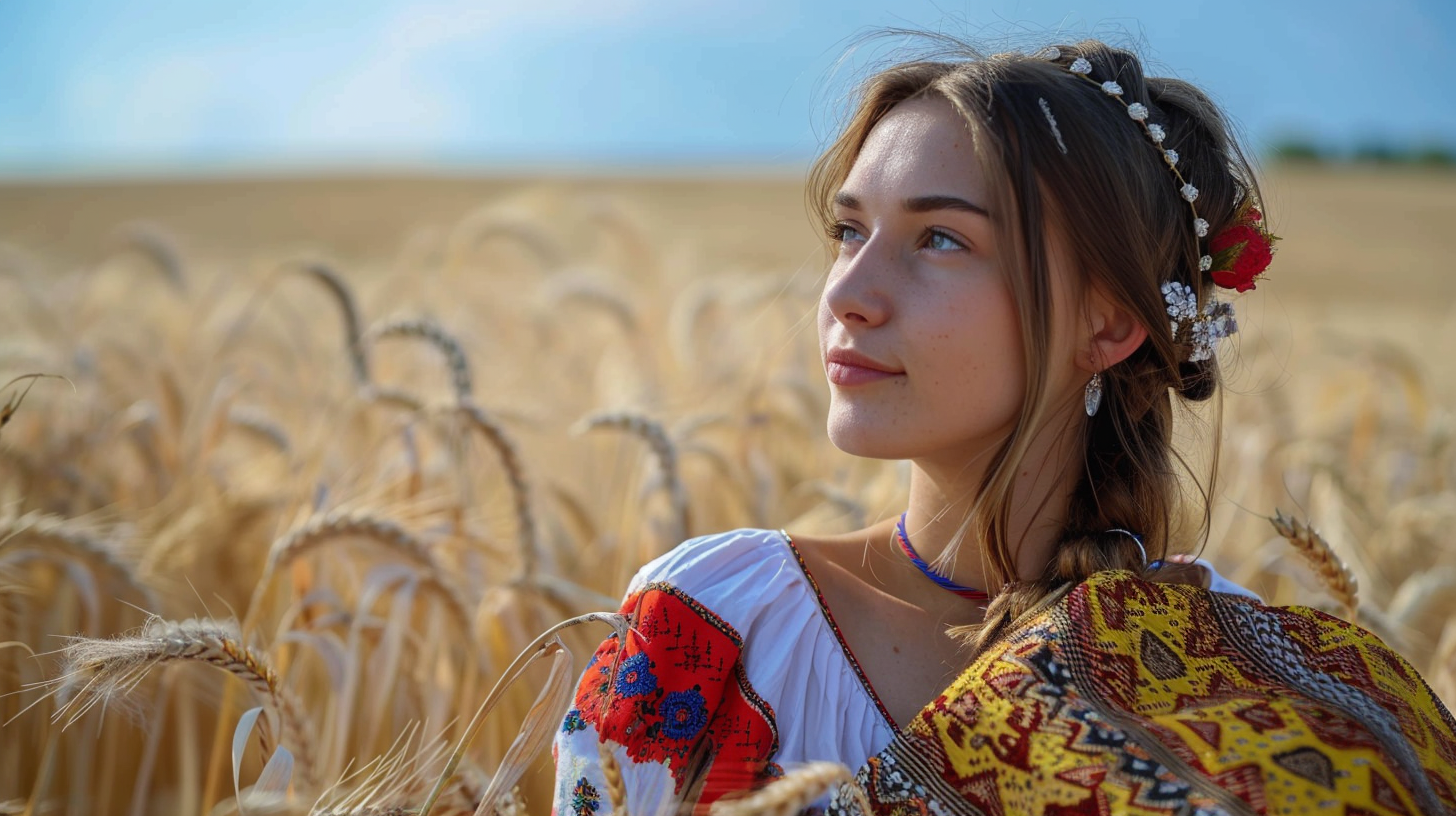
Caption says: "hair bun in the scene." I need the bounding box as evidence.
[1177,360,1217,402]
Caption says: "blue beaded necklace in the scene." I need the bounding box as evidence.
[894,513,990,602]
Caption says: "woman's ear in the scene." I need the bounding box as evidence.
[1078,285,1149,373]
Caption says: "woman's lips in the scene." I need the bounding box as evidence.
[826,362,901,386]
[824,349,903,386]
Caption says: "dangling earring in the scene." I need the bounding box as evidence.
[1084,372,1103,417]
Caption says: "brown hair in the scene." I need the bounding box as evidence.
[808,37,1264,652]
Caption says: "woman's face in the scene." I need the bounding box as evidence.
[818,94,1080,469]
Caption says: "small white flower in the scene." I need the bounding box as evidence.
[1070,57,1092,75]
[1199,255,1212,271]
[1189,332,1214,362]
[1147,123,1166,143]
[1101,81,1123,96]
[1164,149,1180,167]
[1180,182,1198,202]
[1127,103,1149,121]
[1194,218,1209,237]
[1188,300,1237,362]
[1160,281,1198,336]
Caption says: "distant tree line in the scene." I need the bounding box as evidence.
[1269,136,1455,167]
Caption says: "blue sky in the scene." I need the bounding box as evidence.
[1,0,1452,176]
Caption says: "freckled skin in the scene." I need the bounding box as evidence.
[819,95,1041,472]
[804,95,1150,725]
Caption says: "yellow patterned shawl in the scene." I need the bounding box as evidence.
[831,571,1456,815]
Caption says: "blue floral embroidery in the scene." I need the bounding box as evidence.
[613,652,658,698]
[561,708,588,734]
[571,777,601,815]
[658,687,709,741]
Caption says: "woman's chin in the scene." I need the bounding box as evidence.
[826,416,908,460]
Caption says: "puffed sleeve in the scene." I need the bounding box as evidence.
[551,536,781,815]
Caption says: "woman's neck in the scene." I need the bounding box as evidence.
[901,409,1084,598]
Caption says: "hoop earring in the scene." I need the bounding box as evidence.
[1084,372,1103,417]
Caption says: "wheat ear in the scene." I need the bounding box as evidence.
[367,317,474,403]
[540,273,638,334]
[362,385,426,413]
[599,739,629,816]
[0,512,159,611]
[111,222,186,294]
[283,259,370,386]
[457,403,538,581]
[264,513,475,634]
[225,405,291,453]
[447,210,566,273]
[49,616,316,788]
[1271,509,1359,618]
[575,411,689,542]
[708,762,870,816]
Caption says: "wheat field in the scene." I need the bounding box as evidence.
[0,164,1453,814]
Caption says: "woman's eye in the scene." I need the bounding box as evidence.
[831,223,865,243]
[926,229,966,251]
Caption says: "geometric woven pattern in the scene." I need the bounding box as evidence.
[830,571,1456,815]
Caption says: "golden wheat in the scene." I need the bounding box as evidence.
[597,740,628,816]
[574,411,689,543]
[3,170,1454,814]
[708,762,870,816]
[1270,509,1360,620]
[109,222,186,295]
[280,258,370,386]
[44,617,316,788]
[261,513,475,636]
[367,317,474,404]
[0,512,160,612]
[456,403,539,581]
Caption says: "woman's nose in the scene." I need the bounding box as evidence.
[823,240,893,328]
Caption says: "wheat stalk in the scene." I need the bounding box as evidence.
[262,513,475,635]
[312,727,498,816]
[417,612,631,816]
[1270,509,1359,619]
[456,403,538,581]
[45,617,317,789]
[574,411,689,543]
[707,762,870,816]
[367,318,474,403]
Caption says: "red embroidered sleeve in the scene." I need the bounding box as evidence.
[565,581,782,809]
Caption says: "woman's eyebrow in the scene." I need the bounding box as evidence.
[832,191,989,218]
[904,195,990,217]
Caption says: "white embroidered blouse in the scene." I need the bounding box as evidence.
[549,528,1256,815]
[551,528,896,815]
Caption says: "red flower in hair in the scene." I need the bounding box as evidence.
[1207,208,1275,292]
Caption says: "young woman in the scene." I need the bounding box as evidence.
[552,38,1456,815]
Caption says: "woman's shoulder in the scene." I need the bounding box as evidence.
[849,569,1456,814]
[626,527,801,614]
